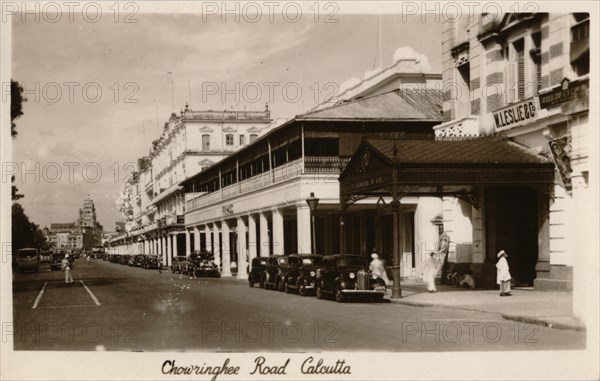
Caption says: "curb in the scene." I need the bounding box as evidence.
[386,298,585,333]
[500,313,586,332]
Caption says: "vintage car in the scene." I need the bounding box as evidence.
[130,254,146,267]
[172,256,190,274]
[284,254,324,296]
[263,255,289,291]
[316,254,386,302]
[248,257,268,287]
[110,254,122,263]
[141,255,160,269]
[16,248,39,273]
[119,255,130,265]
[192,252,220,278]
[49,252,65,271]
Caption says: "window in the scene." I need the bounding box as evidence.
[225,134,234,146]
[250,134,258,143]
[239,135,246,146]
[531,32,542,91]
[571,14,589,76]
[202,134,210,151]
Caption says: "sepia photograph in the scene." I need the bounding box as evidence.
[1,1,598,380]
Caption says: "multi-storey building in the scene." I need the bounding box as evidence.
[109,106,273,266]
[434,12,590,293]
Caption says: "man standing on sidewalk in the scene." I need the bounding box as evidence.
[496,250,512,296]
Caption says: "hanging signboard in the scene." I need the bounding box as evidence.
[538,77,589,110]
[492,97,539,131]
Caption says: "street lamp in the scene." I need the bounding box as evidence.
[305,192,320,254]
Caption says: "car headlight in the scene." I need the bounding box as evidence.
[349,272,355,279]
[372,273,378,279]
[310,271,316,277]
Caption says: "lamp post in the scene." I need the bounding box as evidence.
[305,192,320,254]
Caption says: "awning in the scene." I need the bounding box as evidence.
[339,137,555,207]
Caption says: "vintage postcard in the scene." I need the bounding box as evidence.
[1,1,598,380]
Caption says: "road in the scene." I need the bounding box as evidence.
[11,258,585,351]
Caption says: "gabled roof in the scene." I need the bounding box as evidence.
[297,89,442,122]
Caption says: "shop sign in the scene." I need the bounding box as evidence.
[538,78,589,109]
[176,215,185,224]
[493,97,538,131]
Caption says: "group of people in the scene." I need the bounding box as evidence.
[369,235,512,297]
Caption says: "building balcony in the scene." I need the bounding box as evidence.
[185,156,348,213]
[433,115,480,139]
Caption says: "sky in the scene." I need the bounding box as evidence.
[10,3,442,230]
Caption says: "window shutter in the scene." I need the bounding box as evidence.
[505,62,517,104]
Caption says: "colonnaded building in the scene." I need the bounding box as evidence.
[109,13,592,311]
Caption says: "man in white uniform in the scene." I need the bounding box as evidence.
[496,250,512,296]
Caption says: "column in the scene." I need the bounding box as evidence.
[161,236,167,265]
[166,235,172,267]
[237,216,248,279]
[205,224,213,255]
[193,225,201,252]
[213,223,221,266]
[272,208,284,255]
[185,229,191,256]
[259,212,270,257]
[172,233,178,261]
[221,221,232,276]
[296,204,312,254]
[248,214,257,263]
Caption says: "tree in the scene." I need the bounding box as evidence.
[11,176,24,200]
[12,203,47,252]
[11,80,26,138]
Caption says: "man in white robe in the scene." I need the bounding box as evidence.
[369,252,390,286]
[423,252,442,293]
[496,250,512,296]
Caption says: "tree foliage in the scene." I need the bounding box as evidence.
[12,203,48,251]
[11,80,26,138]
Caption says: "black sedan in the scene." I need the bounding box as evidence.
[193,253,221,278]
[284,254,324,296]
[316,254,386,303]
[141,255,159,269]
[248,257,268,287]
[49,253,65,271]
[263,255,289,291]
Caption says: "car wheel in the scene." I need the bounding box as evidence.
[316,282,324,299]
[298,280,307,297]
[248,279,254,288]
[335,286,346,303]
[284,279,292,293]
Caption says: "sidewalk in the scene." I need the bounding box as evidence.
[385,280,585,332]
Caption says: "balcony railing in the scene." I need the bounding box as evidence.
[186,156,345,213]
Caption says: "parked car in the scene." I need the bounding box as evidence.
[193,252,220,278]
[141,255,159,269]
[284,254,324,296]
[248,257,268,287]
[263,255,289,291]
[49,252,65,271]
[16,248,39,273]
[129,254,145,267]
[110,254,122,263]
[316,254,386,303]
[172,256,190,274]
[119,255,130,265]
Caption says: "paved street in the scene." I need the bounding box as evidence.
[12,258,585,352]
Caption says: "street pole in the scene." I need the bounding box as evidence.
[311,213,316,255]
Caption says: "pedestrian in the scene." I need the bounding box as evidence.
[369,249,390,286]
[496,250,512,296]
[423,252,442,293]
[62,254,74,285]
[86,254,90,264]
[158,256,163,274]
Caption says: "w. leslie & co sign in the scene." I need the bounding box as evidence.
[493,97,539,131]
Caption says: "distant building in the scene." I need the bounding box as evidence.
[46,196,104,251]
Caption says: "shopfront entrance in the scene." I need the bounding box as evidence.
[485,187,539,286]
